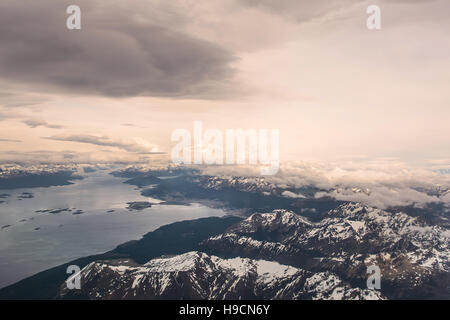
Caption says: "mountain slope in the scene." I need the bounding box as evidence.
[59,252,383,300]
[202,203,450,299]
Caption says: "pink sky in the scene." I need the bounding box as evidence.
[0,0,449,166]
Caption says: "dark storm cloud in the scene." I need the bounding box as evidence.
[44,134,165,154]
[0,1,237,99]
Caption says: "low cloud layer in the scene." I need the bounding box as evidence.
[200,160,450,209]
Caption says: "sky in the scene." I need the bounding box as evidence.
[0,0,449,168]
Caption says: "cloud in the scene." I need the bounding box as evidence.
[0,110,12,121]
[0,0,237,99]
[121,123,149,129]
[238,0,363,22]
[238,0,437,22]
[281,190,306,198]
[23,119,63,129]
[0,90,49,108]
[0,138,21,142]
[44,134,164,154]
[198,160,450,209]
[0,107,24,122]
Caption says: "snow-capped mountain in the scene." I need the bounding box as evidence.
[198,175,320,198]
[56,202,448,299]
[59,252,382,300]
[201,176,276,194]
[0,163,83,189]
[202,203,450,299]
[197,174,450,216]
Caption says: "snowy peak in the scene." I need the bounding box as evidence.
[202,176,275,193]
[227,209,311,237]
[202,204,449,299]
[59,251,384,300]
